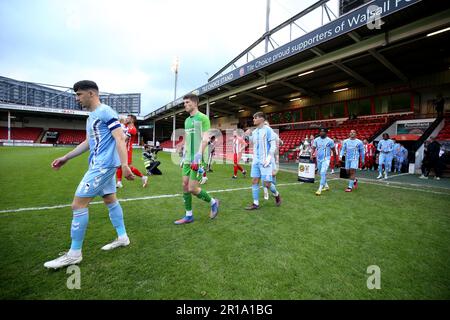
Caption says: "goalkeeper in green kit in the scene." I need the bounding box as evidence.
[174,94,219,225]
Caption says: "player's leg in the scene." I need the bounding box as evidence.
[232,153,240,178]
[316,160,329,195]
[263,167,281,206]
[377,154,385,178]
[116,167,123,188]
[188,171,219,219]
[385,155,392,178]
[174,168,194,224]
[44,175,94,269]
[207,152,213,172]
[129,164,148,188]
[316,160,323,195]
[397,157,403,173]
[330,156,335,174]
[246,163,261,209]
[346,168,356,192]
[101,192,130,250]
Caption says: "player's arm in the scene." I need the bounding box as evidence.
[199,131,210,155]
[330,140,336,158]
[263,130,276,167]
[112,128,135,180]
[193,116,211,165]
[51,139,89,170]
[340,141,346,161]
[239,137,246,153]
[359,142,365,165]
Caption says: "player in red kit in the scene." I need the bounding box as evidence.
[363,139,376,170]
[231,130,247,179]
[116,114,148,188]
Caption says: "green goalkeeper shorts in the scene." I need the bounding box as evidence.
[182,164,202,181]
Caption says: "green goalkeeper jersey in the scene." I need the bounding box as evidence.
[183,111,210,164]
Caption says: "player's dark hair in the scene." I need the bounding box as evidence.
[319,128,328,133]
[128,114,137,124]
[183,93,199,104]
[253,112,266,120]
[383,133,390,139]
[73,80,99,92]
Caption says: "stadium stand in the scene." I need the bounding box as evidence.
[0,127,43,142]
[160,140,175,149]
[47,128,85,145]
[436,116,450,142]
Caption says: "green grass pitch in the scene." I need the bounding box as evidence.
[0,147,449,299]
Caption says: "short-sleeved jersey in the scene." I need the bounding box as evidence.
[233,136,246,154]
[250,125,276,164]
[400,146,408,158]
[341,138,364,161]
[127,125,138,153]
[393,143,402,157]
[208,140,216,154]
[364,143,375,157]
[313,136,335,161]
[86,104,121,169]
[378,139,394,154]
[184,111,210,164]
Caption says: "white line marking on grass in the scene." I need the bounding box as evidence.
[0,181,313,215]
[346,178,450,196]
[385,172,410,180]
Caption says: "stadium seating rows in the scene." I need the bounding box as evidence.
[0,127,43,142]
[47,128,86,144]
[436,117,450,141]
[152,113,417,160]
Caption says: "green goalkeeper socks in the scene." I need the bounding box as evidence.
[183,192,192,211]
[195,189,212,203]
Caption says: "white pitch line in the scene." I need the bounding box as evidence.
[0,182,307,215]
[385,172,410,180]
[342,177,450,196]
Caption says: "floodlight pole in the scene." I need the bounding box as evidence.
[265,0,271,53]
[172,57,179,149]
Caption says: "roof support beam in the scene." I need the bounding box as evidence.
[223,100,258,113]
[348,31,409,82]
[241,92,283,106]
[197,10,450,106]
[310,47,375,88]
[274,80,319,97]
[209,105,236,116]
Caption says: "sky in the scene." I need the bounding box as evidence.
[0,0,337,116]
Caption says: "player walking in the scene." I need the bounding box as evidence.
[174,94,219,224]
[44,80,134,269]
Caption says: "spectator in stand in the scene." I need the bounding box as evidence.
[433,94,445,118]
